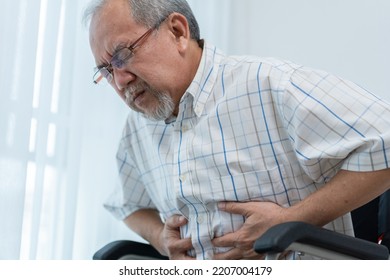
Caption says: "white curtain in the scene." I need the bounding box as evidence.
[1,0,389,260]
[0,0,132,260]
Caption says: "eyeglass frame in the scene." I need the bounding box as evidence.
[92,17,167,85]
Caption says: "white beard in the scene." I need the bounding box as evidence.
[124,82,175,121]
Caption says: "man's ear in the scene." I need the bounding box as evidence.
[166,13,190,52]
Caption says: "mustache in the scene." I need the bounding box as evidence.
[122,82,175,121]
[124,83,146,102]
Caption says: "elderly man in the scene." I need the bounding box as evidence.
[84,0,390,259]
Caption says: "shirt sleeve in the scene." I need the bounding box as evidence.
[103,120,156,221]
[282,66,390,182]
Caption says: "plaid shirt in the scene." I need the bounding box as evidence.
[105,42,390,259]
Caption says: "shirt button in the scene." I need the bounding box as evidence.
[180,175,187,182]
[196,215,204,224]
[195,106,202,116]
[182,125,189,132]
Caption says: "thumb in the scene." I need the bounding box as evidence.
[218,201,249,216]
[165,215,188,228]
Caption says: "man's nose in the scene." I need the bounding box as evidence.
[112,67,136,90]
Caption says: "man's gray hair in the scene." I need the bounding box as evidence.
[83,0,200,41]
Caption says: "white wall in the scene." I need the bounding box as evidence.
[189,0,390,101]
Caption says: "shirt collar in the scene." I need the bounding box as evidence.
[185,41,224,117]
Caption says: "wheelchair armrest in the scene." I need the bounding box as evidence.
[93,240,168,260]
[254,221,389,260]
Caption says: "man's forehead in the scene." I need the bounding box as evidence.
[89,3,126,44]
[88,1,140,66]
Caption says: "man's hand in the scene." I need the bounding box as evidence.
[212,201,286,260]
[212,169,390,259]
[124,210,194,260]
[158,215,195,260]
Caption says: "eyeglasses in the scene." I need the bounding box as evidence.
[92,26,156,85]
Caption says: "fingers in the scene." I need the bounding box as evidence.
[172,237,193,251]
[168,237,195,260]
[212,232,236,248]
[213,248,241,260]
[162,215,195,259]
[213,247,264,260]
[213,230,262,260]
[218,201,251,216]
